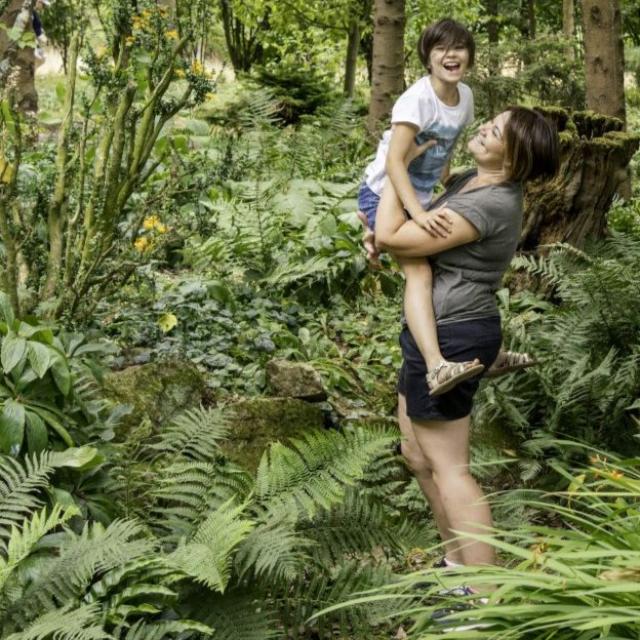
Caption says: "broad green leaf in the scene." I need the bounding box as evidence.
[52,446,99,468]
[0,399,26,454]
[55,81,66,106]
[27,342,52,378]
[1,333,26,373]
[25,411,48,453]
[50,354,71,395]
[29,405,74,446]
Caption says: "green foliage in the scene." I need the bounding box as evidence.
[0,405,425,638]
[474,234,640,481]
[0,293,120,455]
[335,445,640,638]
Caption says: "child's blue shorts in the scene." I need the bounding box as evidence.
[357,183,381,230]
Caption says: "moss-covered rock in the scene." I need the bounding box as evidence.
[103,359,205,433]
[221,397,325,472]
[266,358,327,401]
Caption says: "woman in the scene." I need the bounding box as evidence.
[372,107,559,581]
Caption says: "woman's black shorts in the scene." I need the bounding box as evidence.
[397,316,502,421]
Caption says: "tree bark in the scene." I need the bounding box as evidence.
[582,0,626,125]
[367,0,405,136]
[343,18,360,98]
[520,109,639,250]
[563,0,575,60]
[0,0,38,113]
[525,0,535,39]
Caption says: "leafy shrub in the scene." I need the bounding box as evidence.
[340,443,640,639]
[0,293,118,456]
[0,407,423,639]
[474,234,640,481]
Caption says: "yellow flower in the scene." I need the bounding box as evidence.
[165,29,178,40]
[610,470,624,480]
[191,60,203,75]
[205,92,215,101]
[125,35,135,46]
[143,215,160,230]
[134,236,150,252]
[174,68,185,79]
[155,222,168,234]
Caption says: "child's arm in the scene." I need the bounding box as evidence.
[386,125,450,238]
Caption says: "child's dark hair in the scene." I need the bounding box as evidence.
[418,18,475,70]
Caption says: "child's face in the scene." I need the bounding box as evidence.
[428,43,469,84]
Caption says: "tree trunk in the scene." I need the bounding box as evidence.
[343,18,360,98]
[0,0,38,113]
[563,0,575,59]
[525,0,535,39]
[367,0,405,137]
[520,109,639,250]
[582,0,626,124]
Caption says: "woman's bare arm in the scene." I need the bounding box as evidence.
[374,177,479,258]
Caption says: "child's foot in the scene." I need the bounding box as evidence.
[486,350,537,378]
[426,359,485,397]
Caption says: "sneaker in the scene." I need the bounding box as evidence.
[432,587,493,632]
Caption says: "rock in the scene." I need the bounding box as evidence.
[221,397,325,472]
[103,359,205,433]
[266,359,327,401]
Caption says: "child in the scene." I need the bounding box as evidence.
[358,18,483,396]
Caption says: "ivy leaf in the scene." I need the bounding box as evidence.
[27,342,52,378]
[0,399,26,455]
[1,333,27,373]
[158,312,178,333]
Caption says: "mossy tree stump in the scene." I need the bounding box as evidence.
[520,109,640,250]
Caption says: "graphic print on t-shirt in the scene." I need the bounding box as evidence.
[408,123,462,195]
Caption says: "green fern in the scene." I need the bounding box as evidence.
[254,426,396,519]
[4,604,109,640]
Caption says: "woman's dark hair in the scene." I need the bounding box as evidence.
[503,107,560,183]
[417,19,475,70]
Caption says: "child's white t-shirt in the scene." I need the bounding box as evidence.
[364,76,474,207]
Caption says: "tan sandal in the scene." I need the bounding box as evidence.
[486,350,538,378]
[426,359,485,397]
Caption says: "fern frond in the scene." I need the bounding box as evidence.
[189,588,280,640]
[0,451,78,541]
[254,426,397,519]
[17,520,151,624]
[120,619,214,639]
[0,504,79,590]
[151,460,252,540]
[149,407,230,464]
[5,603,108,640]
[234,516,314,583]
[169,498,254,593]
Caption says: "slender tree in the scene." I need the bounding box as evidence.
[563,0,575,60]
[367,0,404,135]
[582,0,626,124]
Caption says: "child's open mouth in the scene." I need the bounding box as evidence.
[443,62,461,71]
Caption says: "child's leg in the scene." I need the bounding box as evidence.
[400,257,443,371]
[400,256,484,395]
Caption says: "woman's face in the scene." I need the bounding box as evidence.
[467,111,510,168]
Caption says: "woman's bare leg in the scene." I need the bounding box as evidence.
[398,394,463,564]
[410,413,496,567]
[399,258,444,371]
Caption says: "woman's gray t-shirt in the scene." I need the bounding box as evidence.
[428,170,523,325]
